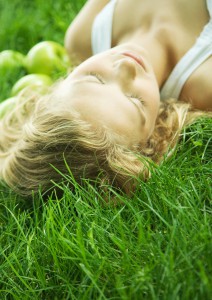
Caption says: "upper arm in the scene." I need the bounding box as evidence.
[65,0,110,64]
[181,57,212,111]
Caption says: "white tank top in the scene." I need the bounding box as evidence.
[92,0,212,100]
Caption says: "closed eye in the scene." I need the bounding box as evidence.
[87,72,105,84]
[126,94,144,104]
[87,72,144,104]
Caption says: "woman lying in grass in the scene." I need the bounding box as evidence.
[0,0,211,197]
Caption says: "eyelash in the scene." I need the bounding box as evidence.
[88,72,143,103]
[88,72,105,84]
[127,94,144,104]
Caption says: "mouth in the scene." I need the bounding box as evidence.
[121,52,146,70]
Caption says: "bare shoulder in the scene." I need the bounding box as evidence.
[180,57,212,111]
[65,0,110,64]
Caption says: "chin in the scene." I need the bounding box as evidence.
[117,43,146,53]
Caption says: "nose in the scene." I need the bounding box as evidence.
[113,57,137,81]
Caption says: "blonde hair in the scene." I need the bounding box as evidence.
[0,85,210,197]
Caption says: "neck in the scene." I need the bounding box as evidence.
[141,38,171,87]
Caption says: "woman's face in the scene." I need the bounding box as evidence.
[63,44,160,147]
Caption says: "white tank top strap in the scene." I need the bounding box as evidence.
[160,0,212,100]
[207,0,212,17]
[91,0,117,55]
[91,0,212,99]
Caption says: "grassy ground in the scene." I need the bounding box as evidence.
[0,0,212,299]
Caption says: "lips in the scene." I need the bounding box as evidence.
[122,52,145,70]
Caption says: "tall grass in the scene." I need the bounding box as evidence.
[0,0,211,299]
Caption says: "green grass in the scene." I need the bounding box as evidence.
[0,0,212,299]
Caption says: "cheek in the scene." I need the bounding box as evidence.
[69,53,108,76]
[143,82,160,111]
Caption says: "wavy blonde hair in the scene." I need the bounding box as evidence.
[0,85,210,197]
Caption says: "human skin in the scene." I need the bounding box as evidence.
[65,0,212,111]
[58,43,160,147]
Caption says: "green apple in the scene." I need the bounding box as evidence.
[0,50,26,74]
[25,41,71,77]
[11,74,53,96]
[0,97,17,119]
